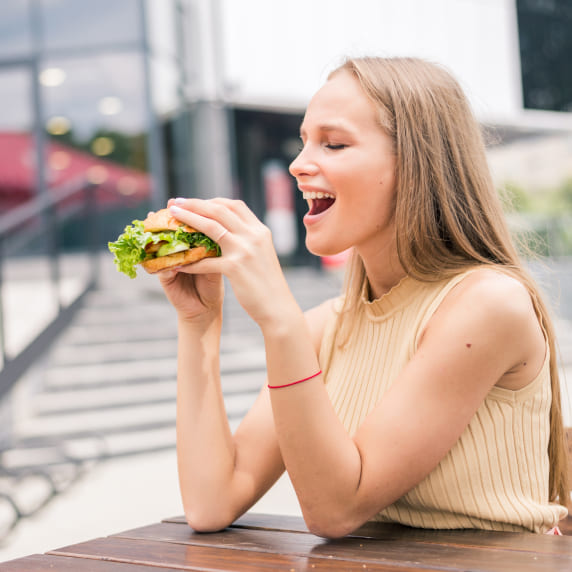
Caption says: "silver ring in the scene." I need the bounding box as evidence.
[215,228,228,242]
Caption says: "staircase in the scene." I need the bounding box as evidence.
[0,258,342,540]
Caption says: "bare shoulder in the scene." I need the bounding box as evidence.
[425,267,545,386]
[444,267,536,324]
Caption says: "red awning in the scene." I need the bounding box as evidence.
[0,132,151,211]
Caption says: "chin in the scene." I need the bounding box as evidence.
[305,237,327,257]
[305,237,347,259]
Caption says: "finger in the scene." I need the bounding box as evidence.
[171,256,224,276]
[210,198,262,225]
[174,197,257,231]
[169,205,229,243]
[214,227,228,242]
[156,267,179,286]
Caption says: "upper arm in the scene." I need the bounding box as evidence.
[352,269,545,516]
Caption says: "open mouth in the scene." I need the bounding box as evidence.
[303,191,335,215]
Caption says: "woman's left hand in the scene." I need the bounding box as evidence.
[166,197,298,328]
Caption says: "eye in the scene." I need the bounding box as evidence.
[325,143,347,150]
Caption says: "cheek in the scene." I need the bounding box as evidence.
[378,167,397,202]
[367,177,397,223]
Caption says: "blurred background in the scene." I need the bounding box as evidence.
[0,0,571,562]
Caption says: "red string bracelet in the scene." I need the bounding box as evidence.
[268,370,322,389]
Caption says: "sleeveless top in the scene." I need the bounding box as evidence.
[319,270,568,533]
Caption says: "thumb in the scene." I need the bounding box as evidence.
[157,268,180,284]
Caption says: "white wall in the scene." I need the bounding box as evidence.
[218,0,523,120]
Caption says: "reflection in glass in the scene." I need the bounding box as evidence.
[42,53,147,165]
[46,115,71,136]
[40,0,141,51]
[0,67,32,131]
[0,0,33,58]
[39,67,66,87]
[98,96,123,116]
[40,52,151,241]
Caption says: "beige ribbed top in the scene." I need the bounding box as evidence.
[319,270,568,533]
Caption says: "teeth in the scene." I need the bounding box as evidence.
[302,191,335,200]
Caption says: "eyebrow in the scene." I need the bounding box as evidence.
[299,122,354,138]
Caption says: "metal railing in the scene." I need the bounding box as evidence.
[0,178,99,400]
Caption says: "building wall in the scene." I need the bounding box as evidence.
[218,0,523,121]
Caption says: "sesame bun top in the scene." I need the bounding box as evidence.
[142,208,197,233]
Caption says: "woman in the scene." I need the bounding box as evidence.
[159,57,569,537]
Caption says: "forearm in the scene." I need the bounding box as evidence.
[176,316,238,529]
[262,307,366,537]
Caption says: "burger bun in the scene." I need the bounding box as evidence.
[143,208,197,233]
[141,246,217,274]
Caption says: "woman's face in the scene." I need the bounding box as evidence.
[289,70,397,261]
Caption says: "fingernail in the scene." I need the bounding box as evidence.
[169,205,181,213]
[173,197,186,204]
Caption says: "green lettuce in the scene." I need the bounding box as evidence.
[108,220,220,279]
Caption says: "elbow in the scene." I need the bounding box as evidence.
[307,520,354,540]
[184,507,235,534]
[304,511,360,540]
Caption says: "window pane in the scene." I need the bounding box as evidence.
[42,53,147,162]
[41,52,151,240]
[0,0,33,58]
[40,0,141,52]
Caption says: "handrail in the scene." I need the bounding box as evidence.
[0,177,94,236]
[0,178,99,400]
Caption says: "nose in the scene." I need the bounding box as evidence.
[289,145,318,178]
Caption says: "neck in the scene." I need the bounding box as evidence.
[359,241,406,301]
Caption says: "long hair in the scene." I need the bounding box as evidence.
[329,56,569,508]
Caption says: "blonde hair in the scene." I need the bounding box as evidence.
[329,56,569,508]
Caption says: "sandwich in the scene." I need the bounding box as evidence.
[108,208,220,278]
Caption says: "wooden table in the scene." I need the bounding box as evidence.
[3,513,571,571]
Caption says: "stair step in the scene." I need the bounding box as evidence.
[51,330,264,366]
[75,303,177,325]
[34,371,265,416]
[51,339,178,365]
[43,347,266,388]
[18,391,256,441]
[61,323,178,345]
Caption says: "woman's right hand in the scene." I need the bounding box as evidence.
[157,268,224,325]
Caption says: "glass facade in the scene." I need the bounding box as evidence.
[0,0,192,244]
[0,1,34,58]
[40,0,142,51]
